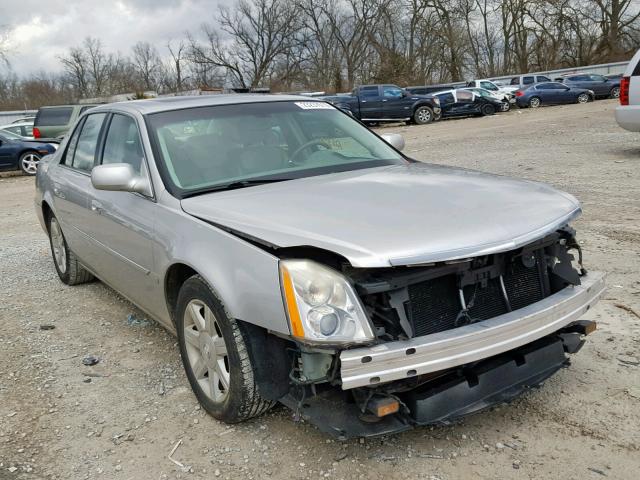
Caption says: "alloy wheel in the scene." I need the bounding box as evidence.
[611,87,620,98]
[49,218,67,274]
[417,108,432,123]
[578,93,589,104]
[183,299,230,403]
[21,153,40,175]
[529,97,541,108]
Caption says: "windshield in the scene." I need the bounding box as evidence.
[146,101,405,196]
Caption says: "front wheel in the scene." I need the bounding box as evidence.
[176,275,274,423]
[20,151,41,175]
[413,106,434,125]
[610,86,620,99]
[501,101,510,112]
[577,93,590,104]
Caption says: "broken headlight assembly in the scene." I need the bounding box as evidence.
[280,259,375,345]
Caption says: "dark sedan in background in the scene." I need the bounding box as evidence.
[561,73,621,99]
[434,88,504,118]
[0,130,57,175]
[514,82,594,108]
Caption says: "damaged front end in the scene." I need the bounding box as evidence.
[277,227,605,439]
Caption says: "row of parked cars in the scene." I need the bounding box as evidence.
[0,71,627,176]
[319,72,622,127]
[0,104,98,175]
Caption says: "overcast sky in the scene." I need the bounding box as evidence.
[2,0,222,76]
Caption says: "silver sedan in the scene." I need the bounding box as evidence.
[35,95,604,438]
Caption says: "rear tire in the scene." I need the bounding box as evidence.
[577,93,590,104]
[48,215,94,285]
[481,104,496,116]
[529,97,541,108]
[413,106,434,125]
[176,275,274,424]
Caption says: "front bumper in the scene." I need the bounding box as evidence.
[340,271,606,389]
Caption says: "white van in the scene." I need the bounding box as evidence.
[615,49,640,131]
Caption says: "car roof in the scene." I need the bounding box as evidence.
[88,94,318,115]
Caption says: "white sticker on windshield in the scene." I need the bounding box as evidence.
[294,101,333,110]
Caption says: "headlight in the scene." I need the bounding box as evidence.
[432,97,440,106]
[280,259,375,345]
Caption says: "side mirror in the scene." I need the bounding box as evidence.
[91,163,151,196]
[380,133,405,151]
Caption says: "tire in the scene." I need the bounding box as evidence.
[577,93,590,104]
[176,275,274,423]
[19,151,41,175]
[501,101,510,112]
[481,104,496,116]
[413,106,434,125]
[529,97,541,108]
[48,215,94,285]
[610,86,620,99]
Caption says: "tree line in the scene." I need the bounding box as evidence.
[1,0,639,110]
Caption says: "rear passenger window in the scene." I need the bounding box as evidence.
[538,76,551,82]
[70,113,106,172]
[102,114,144,174]
[523,76,534,85]
[36,107,73,126]
[360,87,379,98]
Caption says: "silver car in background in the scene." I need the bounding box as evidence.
[35,95,605,438]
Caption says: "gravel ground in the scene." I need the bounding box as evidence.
[1,99,639,480]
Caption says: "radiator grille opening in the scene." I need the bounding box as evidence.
[406,253,547,337]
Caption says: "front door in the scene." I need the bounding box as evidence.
[358,86,383,120]
[82,113,160,315]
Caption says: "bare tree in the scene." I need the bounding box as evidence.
[190,0,301,88]
[132,41,161,90]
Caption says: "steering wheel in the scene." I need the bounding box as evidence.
[289,139,331,165]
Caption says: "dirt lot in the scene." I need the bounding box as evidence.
[1,99,639,480]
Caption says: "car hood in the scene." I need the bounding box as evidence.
[180,163,581,268]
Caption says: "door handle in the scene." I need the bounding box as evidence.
[361,100,367,103]
[91,200,104,214]
[382,99,388,102]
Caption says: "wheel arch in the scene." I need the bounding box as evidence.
[167,262,292,401]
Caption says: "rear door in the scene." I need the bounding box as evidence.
[451,89,477,115]
[587,74,610,96]
[49,113,108,265]
[358,86,383,119]
[381,85,410,119]
[82,112,159,314]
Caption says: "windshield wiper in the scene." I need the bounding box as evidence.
[183,178,291,197]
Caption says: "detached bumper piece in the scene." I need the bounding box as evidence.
[283,329,590,439]
[407,336,568,425]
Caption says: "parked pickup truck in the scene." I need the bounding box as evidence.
[322,84,441,124]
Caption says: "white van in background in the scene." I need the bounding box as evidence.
[615,49,640,132]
